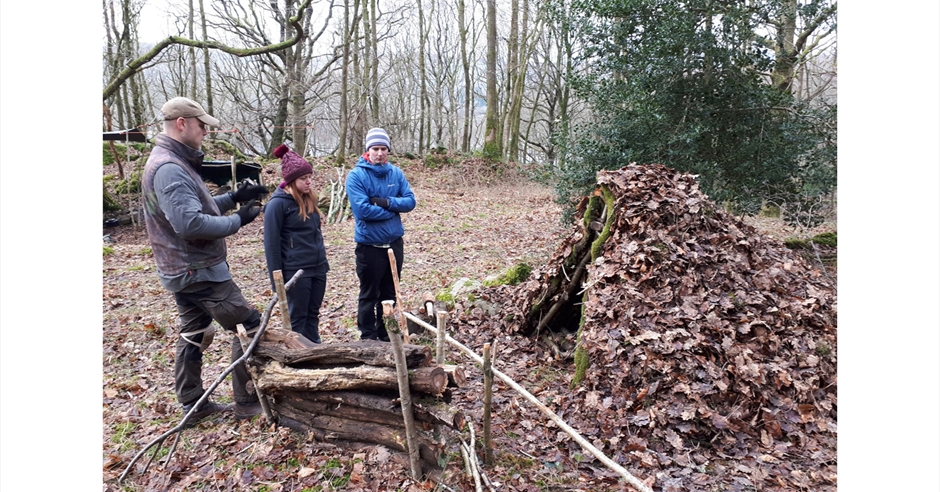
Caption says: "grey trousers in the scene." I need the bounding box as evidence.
[172,279,261,406]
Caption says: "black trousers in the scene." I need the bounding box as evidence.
[354,238,404,340]
[285,274,326,343]
[172,279,261,406]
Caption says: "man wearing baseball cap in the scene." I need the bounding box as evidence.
[141,96,269,424]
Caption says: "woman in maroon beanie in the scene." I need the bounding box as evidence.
[263,144,330,343]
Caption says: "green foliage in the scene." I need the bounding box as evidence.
[483,262,533,286]
[552,0,836,221]
[424,151,453,169]
[103,142,147,166]
[812,231,837,247]
[104,246,115,256]
[104,183,122,212]
[115,169,142,194]
[435,290,455,310]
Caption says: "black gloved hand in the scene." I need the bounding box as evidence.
[231,182,269,203]
[369,197,389,208]
[235,199,261,226]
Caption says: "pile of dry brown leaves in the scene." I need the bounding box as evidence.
[450,164,837,491]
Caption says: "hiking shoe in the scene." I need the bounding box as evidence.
[181,400,231,427]
[235,401,263,420]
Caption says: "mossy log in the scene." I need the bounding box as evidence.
[254,360,447,396]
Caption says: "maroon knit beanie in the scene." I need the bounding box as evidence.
[274,144,313,185]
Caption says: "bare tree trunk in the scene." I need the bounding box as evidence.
[188,0,197,99]
[369,0,379,122]
[457,0,472,152]
[417,0,428,155]
[502,0,519,160]
[482,0,500,159]
[198,0,213,116]
[337,0,353,163]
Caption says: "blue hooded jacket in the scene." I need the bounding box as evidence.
[345,154,416,245]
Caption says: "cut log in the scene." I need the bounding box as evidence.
[414,396,466,430]
[442,364,466,388]
[255,361,448,396]
[275,393,433,431]
[276,402,444,466]
[282,391,465,430]
[253,340,432,368]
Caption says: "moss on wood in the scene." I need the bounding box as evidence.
[590,185,615,261]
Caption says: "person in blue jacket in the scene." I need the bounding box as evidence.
[263,144,331,343]
[345,128,416,341]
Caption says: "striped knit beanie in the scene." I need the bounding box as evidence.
[364,128,391,152]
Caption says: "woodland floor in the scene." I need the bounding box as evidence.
[102,155,836,491]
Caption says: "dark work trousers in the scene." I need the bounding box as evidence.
[354,238,404,340]
[285,274,326,343]
[172,279,261,406]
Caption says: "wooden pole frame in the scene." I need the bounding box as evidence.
[401,312,653,492]
[386,249,410,343]
[482,341,495,466]
[382,300,422,480]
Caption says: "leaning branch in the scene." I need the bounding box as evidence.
[117,270,304,484]
[102,0,314,101]
[402,312,653,492]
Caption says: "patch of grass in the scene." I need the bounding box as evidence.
[145,445,170,460]
[111,421,136,452]
[151,351,169,365]
[138,247,152,255]
[435,290,455,310]
[104,246,115,256]
[127,265,145,272]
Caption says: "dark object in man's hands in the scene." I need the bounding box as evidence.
[369,197,389,208]
[236,199,261,226]
[231,182,268,203]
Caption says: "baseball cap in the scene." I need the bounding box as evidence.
[161,97,220,127]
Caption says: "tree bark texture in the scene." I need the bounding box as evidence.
[277,390,464,430]
[254,360,447,396]
[276,408,445,467]
[254,338,432,368]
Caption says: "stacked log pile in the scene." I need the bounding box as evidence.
[248,329,465,469]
